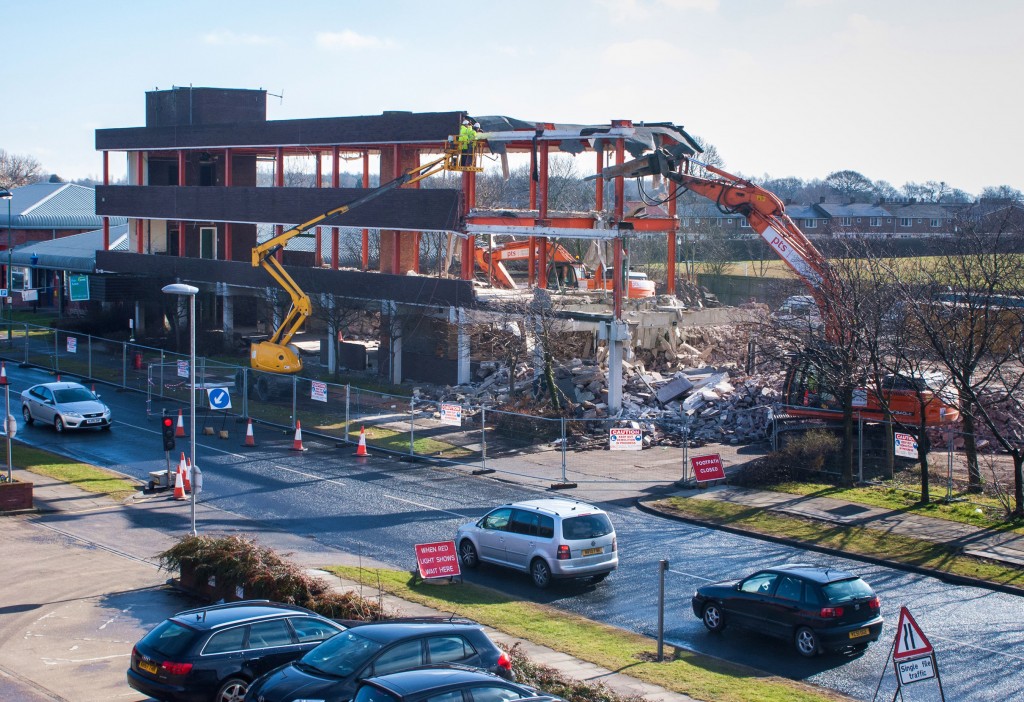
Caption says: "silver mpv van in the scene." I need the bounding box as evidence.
[455,499,618,588]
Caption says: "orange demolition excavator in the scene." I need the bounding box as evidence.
[593,147,958,426]
[474,240,657,298]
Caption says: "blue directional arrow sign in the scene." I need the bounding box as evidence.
[207,387,232,410]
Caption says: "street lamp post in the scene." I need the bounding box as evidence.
[162,283,200,535]
[0,188,12,327]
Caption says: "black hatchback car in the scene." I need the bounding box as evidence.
[691,564,883,657]
[352,665,552,702]
[244,620,512,702]
[127,600,346,702]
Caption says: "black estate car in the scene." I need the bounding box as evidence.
[244,620,512,702]
[691,564,883,657]
[127,600,346,702]
[351,665,551,702]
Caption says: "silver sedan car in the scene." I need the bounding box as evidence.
[21,382,112,432]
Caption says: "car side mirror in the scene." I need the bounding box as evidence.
[735,583,742,591]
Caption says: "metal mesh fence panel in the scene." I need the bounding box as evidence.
[294,377,348,442]
[24,324,56,371]
[236,368,295,430]
[348,387,413,453]
[408,399,483,466]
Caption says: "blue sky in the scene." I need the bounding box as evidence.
[5,0,1021,195]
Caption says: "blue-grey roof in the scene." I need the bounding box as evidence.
[815,202,890,217]
[785,205,822,220]
[2,183,126,230]
[9,224,128,273]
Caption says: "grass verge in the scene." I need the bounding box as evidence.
[13,443,138,501]
[765,481,1023,533]
[328,566,849,702]
[355,425,475,458]
[654,497,1024,589]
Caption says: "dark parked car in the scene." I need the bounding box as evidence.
[127,600,346,702]
[351,665,553,702]
[244,620,512,702]
[691,564,883,657]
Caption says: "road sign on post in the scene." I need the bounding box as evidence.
[893,606,933,660]
[414,541,461,580]
[206,387,232,410]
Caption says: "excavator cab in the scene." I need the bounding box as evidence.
[251,340,303,374]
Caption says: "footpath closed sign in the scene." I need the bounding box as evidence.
[692,454,726,482]
[894,432,919,459]
[415,541,461,579]
[609,427,642,451]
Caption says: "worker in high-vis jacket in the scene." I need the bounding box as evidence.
[458,118,477,167]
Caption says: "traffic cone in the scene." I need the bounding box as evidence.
[0,362,7,385]
[354,426,368,457]
[243,419,256,447]
[56,373,61,382]
[173,466,186,500]
[175,409,186,437]
[291,420,306,452]
[183,456,192,493]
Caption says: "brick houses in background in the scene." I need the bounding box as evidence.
[677,197,1024,239]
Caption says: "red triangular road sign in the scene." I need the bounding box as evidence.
[893,606,933,660]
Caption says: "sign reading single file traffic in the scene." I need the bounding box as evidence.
[609,427,642,450]
[896,655,936,685]
[414,541,461,579]
[691,453,726,482]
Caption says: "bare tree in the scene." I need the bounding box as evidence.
[0,149,44,188]
[824,170,875,202]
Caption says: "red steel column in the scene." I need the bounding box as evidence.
[314,152,322,266]
[275,147,284,262]
[538,138,550,289]
[135,152,145,253]
[362,151,370,271]
[224,148,233,261]
[613,123,628,318]
[391,145,401,274]
[102,151,110,250]
[332,146,340,270]
[178,150,186,256]
[528,138,537,286]
[595,145,604,212]
[665,138,678,295]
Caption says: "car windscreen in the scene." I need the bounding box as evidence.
[561,513,613,540]
[298,629,384,677]
[822,577,874,604]
[139,620,199,658]
[53,388,95,403]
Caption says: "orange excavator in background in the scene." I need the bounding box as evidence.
[474,240,657,298]
[593,147,959,427]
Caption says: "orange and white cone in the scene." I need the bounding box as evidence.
[183,457,193,493]
[354,426,368,457]
[291,420,306,452]
[243,419,256,447]
[175,409,186,438]
[173,466,187,500]
[177,452,187,489]
[0,361,7,385]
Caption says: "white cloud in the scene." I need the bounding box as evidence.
[202,31,277,46]
[315,30,395,50]
[598,0,716,23]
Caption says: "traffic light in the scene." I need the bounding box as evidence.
[162,415,176,452]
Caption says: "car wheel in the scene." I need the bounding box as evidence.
[22,406,33,425]
[458,539,479,569]
[795,626,821,657]
[530,558,552,589]
[215,677,249,702]
[702,603,726,633]
[54,416,65,433]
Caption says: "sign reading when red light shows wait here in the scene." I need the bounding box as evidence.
[415,541,461,580]
[692,454,726,482]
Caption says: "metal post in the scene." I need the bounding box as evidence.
[122,343,127,388]
[344,384,350,442]
[480,404,487,469]
[657,559,669,661]
[242,367,249,420]
[5,383,12,481]
[22,323,27,365]
[409,397,416,458]
[291,374,298,431]
[54,330,58,374]
[560,417,567,484]
[162,284,200,536]
[858,413,864,485]
[87,335,92,379]
[681,418,690,484]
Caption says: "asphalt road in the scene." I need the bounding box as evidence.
[7,365,1024,701]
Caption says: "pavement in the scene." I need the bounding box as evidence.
[2,450,1023,702]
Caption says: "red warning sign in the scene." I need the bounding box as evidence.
[691,454,726,482]
[415,541,461,580]
[893,606,933,660]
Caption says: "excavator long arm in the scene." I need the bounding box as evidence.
[251,149,470,373]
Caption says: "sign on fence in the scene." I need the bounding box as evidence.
[692,454,726,482]
[894,432,918,459]
[69,275,90,302]
[852,388,868,407]
[439,402,462,426]
[311,380,328,402]
[177,360,189,378]
[414,541,461,579]
[609,427,642,451]
[66,337,77,353]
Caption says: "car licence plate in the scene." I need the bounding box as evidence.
[581,547,602,556]
[86,418,101,424]
[848,627,870,639]
[139,660,159,674]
